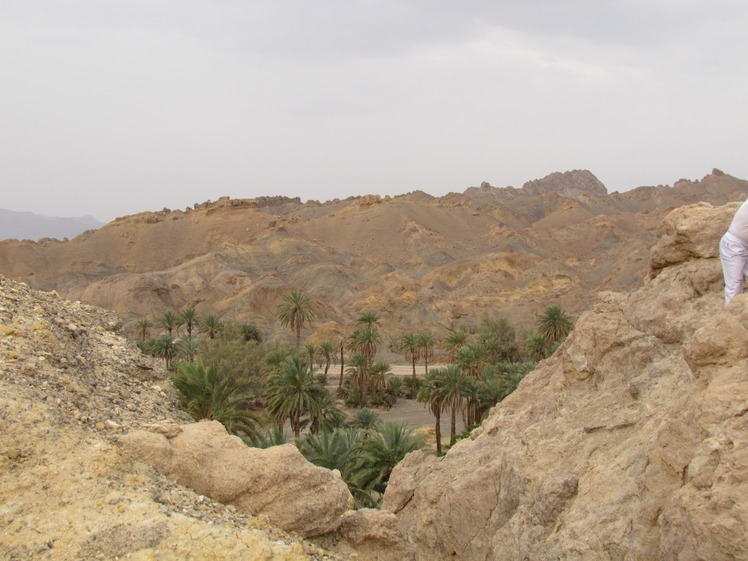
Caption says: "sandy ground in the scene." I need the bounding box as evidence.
[326,364,466,437]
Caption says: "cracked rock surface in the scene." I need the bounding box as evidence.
[383,202,748,561]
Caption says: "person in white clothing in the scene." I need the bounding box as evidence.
[720,198,748,306]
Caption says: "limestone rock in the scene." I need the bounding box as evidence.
[384,202,748,560]
[650,201,738,274]
[120,420,354,537]
[318,508,416,561]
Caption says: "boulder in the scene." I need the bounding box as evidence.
[120,420,353,537]
[650,201,738,274]
[317,508,416,561]
[384,202,748,560]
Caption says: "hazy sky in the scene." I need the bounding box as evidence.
[2,1,747,222]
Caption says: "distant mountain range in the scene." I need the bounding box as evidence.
[0,209,102,241]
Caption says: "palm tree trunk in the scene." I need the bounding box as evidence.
[339,342,345,388]
[411,355,417,378]
[450,407,457,446]
[435,408,442,456]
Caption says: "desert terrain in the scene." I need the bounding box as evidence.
[1,169,747,356]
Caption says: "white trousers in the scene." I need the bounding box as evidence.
[720,231,748,306]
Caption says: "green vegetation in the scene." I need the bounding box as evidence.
[134,300,574,506]
[278,290,316,347]
[265,354,329,438]
[171,360,260,442]
[297,421,427,508]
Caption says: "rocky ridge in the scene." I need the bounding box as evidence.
[1,170,747,353]
[0,277,351,561]
[382,201,748,560]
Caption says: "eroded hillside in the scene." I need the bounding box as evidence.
[1,169,746,347]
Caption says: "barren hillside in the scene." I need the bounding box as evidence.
[1,169,746,347]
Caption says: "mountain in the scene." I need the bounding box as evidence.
[0,169,746,351]
[383,200,748,560]
[0,208,102,241]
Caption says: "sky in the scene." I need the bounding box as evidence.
[1,1,748,223]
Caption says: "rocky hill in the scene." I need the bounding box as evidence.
[1,169,746,349]
[0,277,354,560]
[382,201,748,560]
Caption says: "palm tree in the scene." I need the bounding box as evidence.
[338,339,346,390]
[157,311,181,338]
[265,355,328,438]
[297,427,378,508]
[435,364,473,446]
[455,342,482,378]
[152,335,177,369]
[397,332,420,378]
[497,361,535,398]
[303,342,318,368]
[345,352,369,405]
[265,348,289,371]
[370,361,392,394]
[417,332,436,376]
[537,305,574,345]
[356,310,381,329]
[307,390,346,434]
[239,322,262,343]
[278,290,316,347]
[360,421,428,493]
[524,331,549,362]
[199,314,224,340]
[417,369,445,455]
[347,407,382,432]
[175,335,200,363]
[136,318,152,343]
[318,341,335,375]
[171,360,259,440]
[473,370,505,423]
[179,307,199,337]
[442,329,467,362]
[251,425,288,448]
[298,427,362,473]
[349,327,380,369]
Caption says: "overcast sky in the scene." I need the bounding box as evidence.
[2,1,747,222]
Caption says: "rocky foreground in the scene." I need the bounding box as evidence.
[0,279,352,560]
[383,201,748,560]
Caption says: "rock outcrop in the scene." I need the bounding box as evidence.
[317,509,416,561]
[0,277,349,560]
[383,202,748,560]
[521,169,608,197]
[120,421,354,537]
